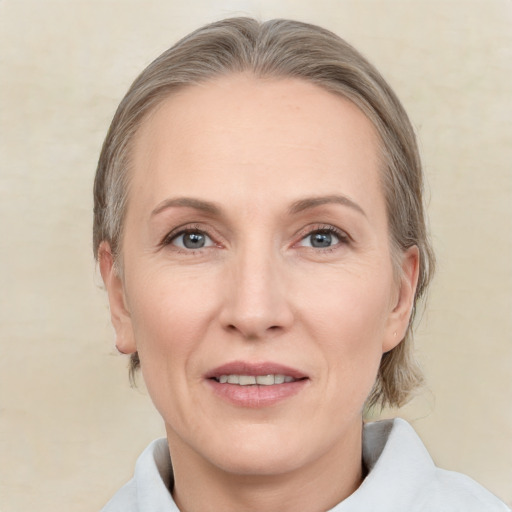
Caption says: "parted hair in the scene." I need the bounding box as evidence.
[93,17,435,409]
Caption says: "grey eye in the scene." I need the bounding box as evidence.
[173,231,214,249]
[310,232,334,248]
[183,232,205,249]
[299,230,341,248]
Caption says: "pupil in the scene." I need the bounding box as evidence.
[183,232,205,249]
[311,232,331,248]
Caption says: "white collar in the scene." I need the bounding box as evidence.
[103,418,509,511]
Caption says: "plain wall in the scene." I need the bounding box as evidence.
[1,1,511,510]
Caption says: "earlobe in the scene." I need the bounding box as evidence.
[383,246,420,353]
[98,242,137,355]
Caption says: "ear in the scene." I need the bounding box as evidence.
[98,242,137,354]
[383,246,420,353]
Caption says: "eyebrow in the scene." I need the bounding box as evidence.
[150,194,366,219]
[151,197,221,217]
[288,195,367,217]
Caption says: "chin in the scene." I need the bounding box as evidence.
[199,423,324,477]
[213,444,308,477]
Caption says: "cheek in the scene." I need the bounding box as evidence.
[126,269,219,394]
[125,281,215,439]
[302,266,392,343]
[300,268,392,389]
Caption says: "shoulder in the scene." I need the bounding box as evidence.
[100,438,178,512]
[416,467,511,512]
[335,418,510,512]
[388,419,510,511]
[101,479,137,512]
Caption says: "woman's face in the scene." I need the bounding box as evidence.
[101,74,417,476]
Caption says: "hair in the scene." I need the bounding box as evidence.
[93,17,435,409]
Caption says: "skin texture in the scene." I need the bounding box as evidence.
[100,74,419,512]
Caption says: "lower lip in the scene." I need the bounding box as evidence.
[206,379,308,408]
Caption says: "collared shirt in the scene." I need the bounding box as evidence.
[101,418,510,512]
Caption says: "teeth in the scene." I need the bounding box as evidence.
[239,375,256,385]
[256,375,275,385]
[216,374,296,386]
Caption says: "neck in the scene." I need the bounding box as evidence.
[166,421,364,512]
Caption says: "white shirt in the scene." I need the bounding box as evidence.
[101,418,510,511]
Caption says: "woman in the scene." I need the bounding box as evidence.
[94,18,509,512]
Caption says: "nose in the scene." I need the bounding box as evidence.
[219,246,294,340]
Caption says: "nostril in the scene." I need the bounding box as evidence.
[220,300,293,338]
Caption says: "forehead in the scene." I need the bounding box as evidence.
[129,74,384,219]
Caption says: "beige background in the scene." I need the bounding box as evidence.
[1,0,511,510]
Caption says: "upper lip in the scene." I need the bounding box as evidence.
[205,361,308,380]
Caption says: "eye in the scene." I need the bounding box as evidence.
[298,228,346,249]
[170,230,215,250]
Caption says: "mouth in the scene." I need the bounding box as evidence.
[213,374,301,385]
[205,361,309,407]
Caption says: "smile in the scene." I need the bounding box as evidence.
[214,374,298,385]
[205,362,309,407]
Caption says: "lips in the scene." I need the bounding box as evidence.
[205,361,309,408]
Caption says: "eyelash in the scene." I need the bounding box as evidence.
[295,224,350,252]
[161,224,217,253]
[161,224,350,254]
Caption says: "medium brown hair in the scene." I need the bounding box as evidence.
[94,17,435,408]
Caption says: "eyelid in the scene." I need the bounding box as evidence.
[294,224,351,248]
[160,223,219,249]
